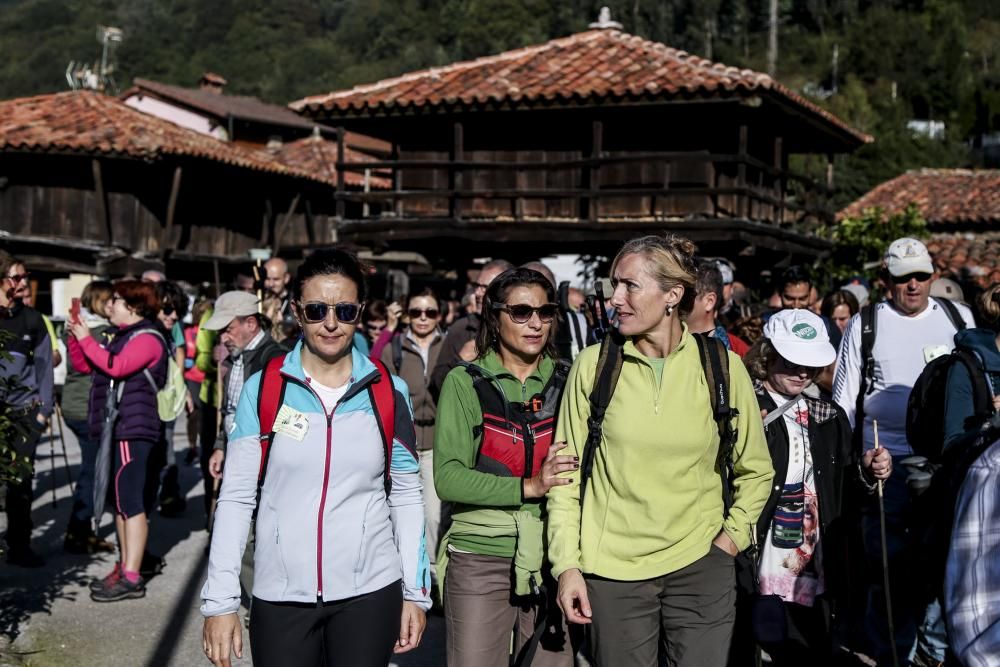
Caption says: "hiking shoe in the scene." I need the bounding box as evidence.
[140,551,165,579]
[90,563,121,592]
[5,546,45,568]
[91,574,145,602]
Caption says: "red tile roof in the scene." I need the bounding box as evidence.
[269,132,391,189]
[128,78,322,132]
[291,28,870,146]
[839,169,1000,226]
[0,90,328,183]
[928,232,1000,283]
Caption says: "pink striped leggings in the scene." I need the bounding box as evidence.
[112,438,154,518]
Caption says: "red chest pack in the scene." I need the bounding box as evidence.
[461,361,570,479]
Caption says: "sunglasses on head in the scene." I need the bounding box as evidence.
[407,308,440,319]
[890,272,932,285]
[6,272,29,283]
[492,302,559,324]
[299,301,363,324]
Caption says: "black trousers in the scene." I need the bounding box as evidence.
[249,581,403,667]
[199,403,218,518]
[4,407,44,549]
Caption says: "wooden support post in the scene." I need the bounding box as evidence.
[272,193,301,256]
[336,127,346,220]
[514,166,525,220]
[161,165,182,257]
[91,159,112,245]
[392,142,403,218]
[450,122,464,220]
[737,125,748,219]
[589,120,603,223]
[774,136,784,224]
[304,199,316,245]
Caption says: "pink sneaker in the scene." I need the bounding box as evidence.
[89,562,121,592]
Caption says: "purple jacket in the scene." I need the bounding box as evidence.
[88,320,168,442]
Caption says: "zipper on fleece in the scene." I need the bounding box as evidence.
[316,409,335,602]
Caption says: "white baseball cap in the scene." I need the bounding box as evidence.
[884,237,933,277]
[764,309,836,368]
[202,291,260,331]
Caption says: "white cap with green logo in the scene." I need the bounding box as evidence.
[764,309,837,368]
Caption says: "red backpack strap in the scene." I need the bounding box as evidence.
[256,354,288,484]
[368,359,396,496]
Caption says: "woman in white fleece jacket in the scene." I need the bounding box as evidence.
[201,248,430,667]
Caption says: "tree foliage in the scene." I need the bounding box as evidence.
[0,0,996,200]
[820,204,928,284]
[0,330,34,491]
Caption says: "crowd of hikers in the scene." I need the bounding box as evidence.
[2,233,999,667]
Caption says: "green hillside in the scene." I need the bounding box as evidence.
[1,0,997,203]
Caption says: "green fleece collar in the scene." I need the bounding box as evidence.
[621,324,694,366]
[474,349,555,383]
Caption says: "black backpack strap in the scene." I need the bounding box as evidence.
[934,296,967,333]
[392,334,404,374]
[693,333,738,515]
[579,331,625,507]
[859,304,877,399]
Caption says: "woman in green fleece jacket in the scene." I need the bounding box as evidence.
[547,235,774,667]
[434,267,577,667]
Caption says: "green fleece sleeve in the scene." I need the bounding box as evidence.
[721,352,775,551]
[433,366,523,507]
[546,348,593,578]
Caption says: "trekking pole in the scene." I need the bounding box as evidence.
[48,418,58,507]
[54,403,74,492]
[873,420,900,667]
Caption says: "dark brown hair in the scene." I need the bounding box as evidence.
[475,268,558,360]
[820,289,859,320]
[114,279,160,320]
[81,280,114,315]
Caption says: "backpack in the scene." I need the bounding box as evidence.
[255,355,397,495]
[578,331,739,513]
[909,420,999,606]
[129,328,188,421]
[906,348,992,459]
[460,360,571,479]
[855,297,967,448]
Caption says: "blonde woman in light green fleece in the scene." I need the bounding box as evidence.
[548,235,773,667]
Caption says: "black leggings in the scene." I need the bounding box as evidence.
[249,581,403,667]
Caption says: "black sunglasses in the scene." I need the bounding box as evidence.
[890,272,932,285]
[407,308,440,319]
[492,302,559,324]
[299,301,363,324]
[5,272,29,283]
[161,304,175,316]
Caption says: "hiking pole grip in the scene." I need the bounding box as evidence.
[873,419,900,667]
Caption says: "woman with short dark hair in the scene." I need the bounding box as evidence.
[434,267,576,666]
[201,247,429,667]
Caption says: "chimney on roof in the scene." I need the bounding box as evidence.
[589,7,623,30]
[199,72,227,95]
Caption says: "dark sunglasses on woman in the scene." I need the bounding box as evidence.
[492,302,559,324]
[161,304,175,316]
[299,301,363,324]
[407,308,440,320]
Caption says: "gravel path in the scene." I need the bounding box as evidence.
[0,419,445,667]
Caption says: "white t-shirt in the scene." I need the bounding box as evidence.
[759,392,825,607]
[832,299,975,456]
[303,370,350,415]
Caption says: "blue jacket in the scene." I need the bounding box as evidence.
[943,328,1000,450]
[201,341,431,616]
